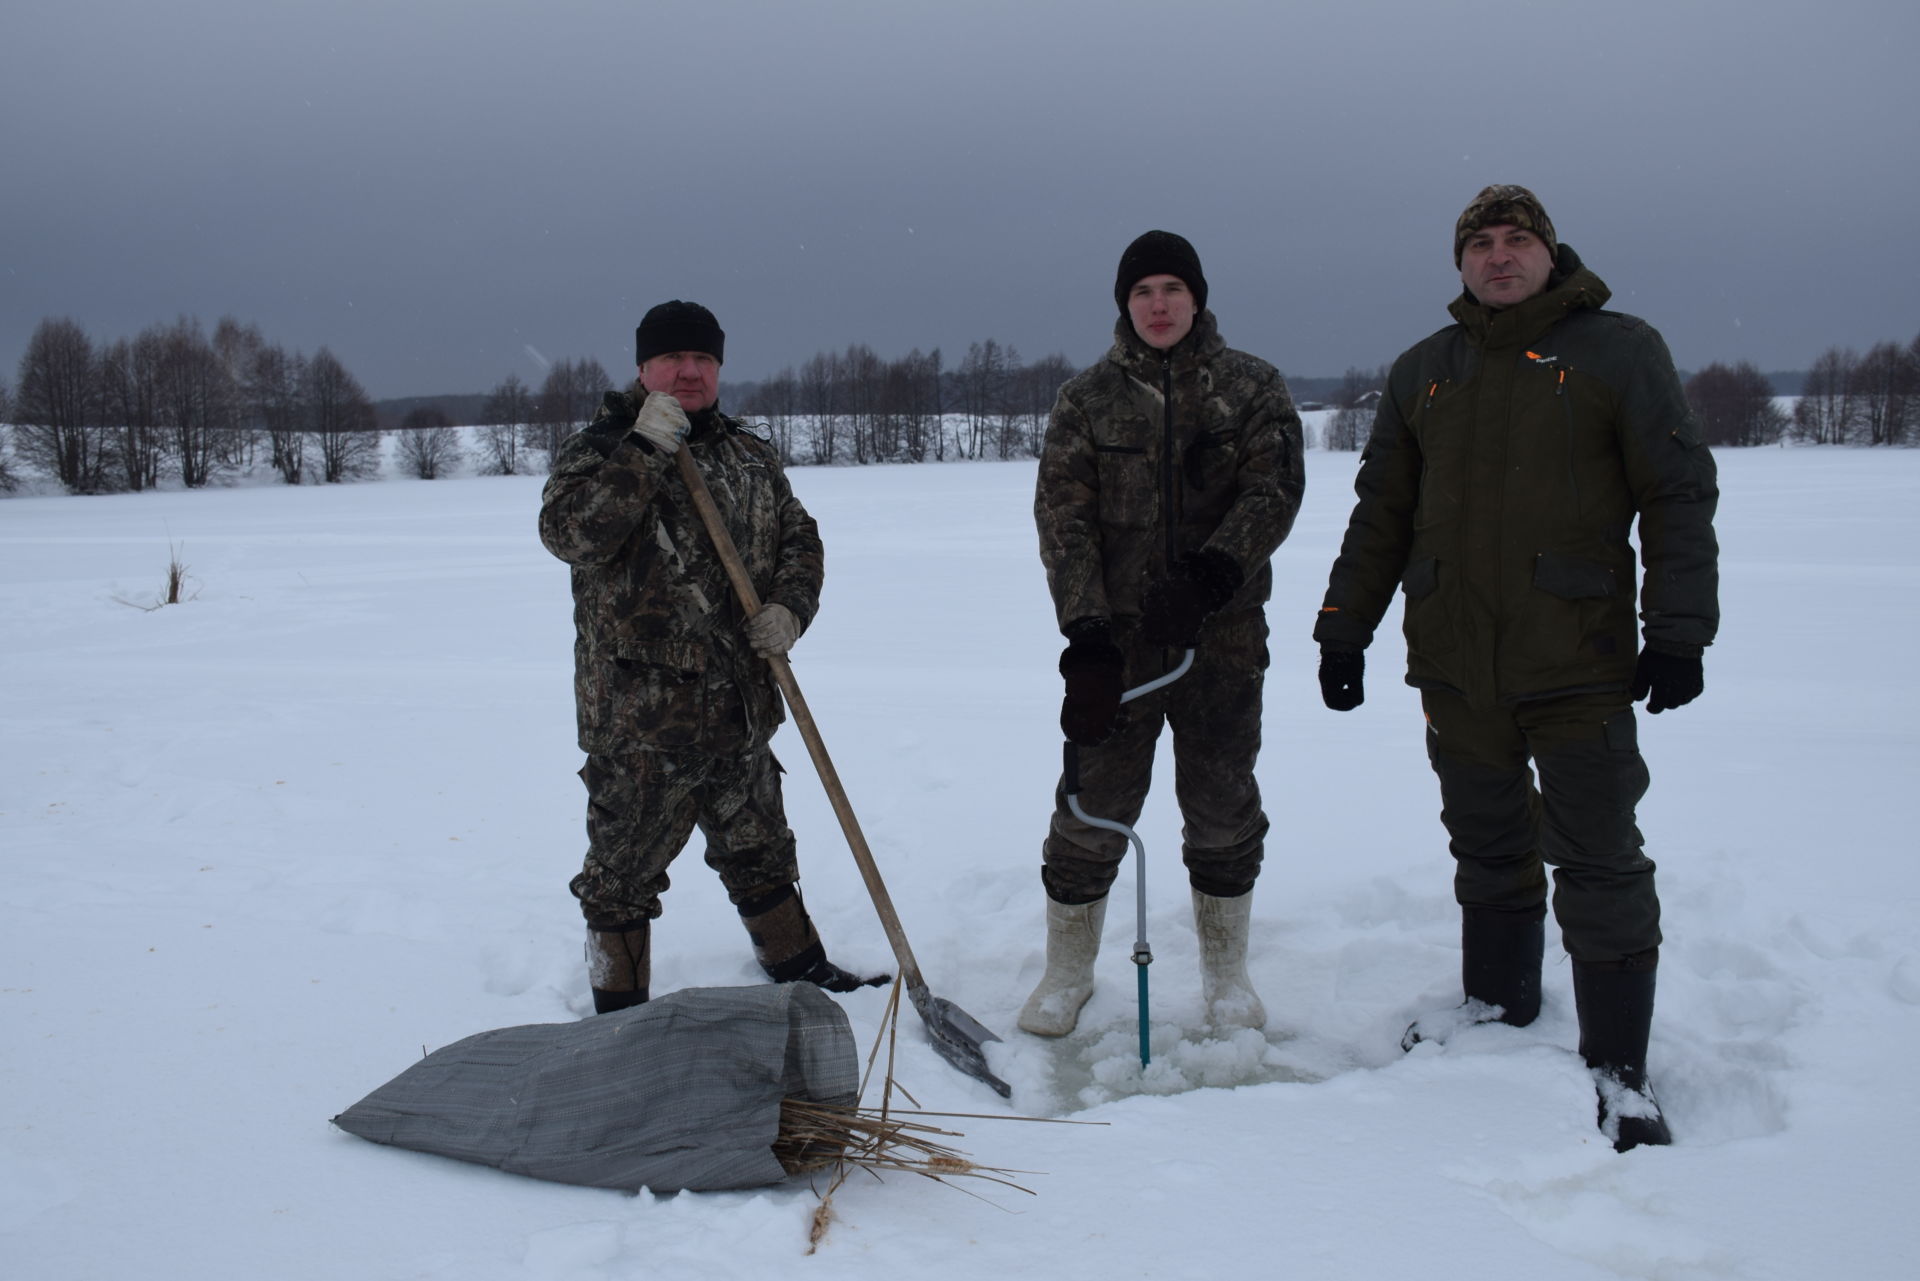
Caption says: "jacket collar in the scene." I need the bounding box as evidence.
[1105,308,1226,378]
[1449,244,1611,349]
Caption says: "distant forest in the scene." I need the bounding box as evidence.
[3,311,1916,496]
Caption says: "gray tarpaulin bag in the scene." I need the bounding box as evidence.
[332,984,858,1192]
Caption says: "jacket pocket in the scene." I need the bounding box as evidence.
[1532,551,1617,601]
[605,641,708,749]
[1400,556,1456,656]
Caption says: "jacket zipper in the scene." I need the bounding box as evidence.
[1161,354,1176,573]
[1556,367,1580,517]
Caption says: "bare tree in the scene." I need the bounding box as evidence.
[303,347,382,482]
[1792,347,1859,445]
[97,332,165,491]
[13,317,113,492]
[744,365,801,463]
[532,358,612,471]
[210,316,266,470]
[1018,353,1076,458]
[1851,341,1915,447]
[0,378,15,491]
[152,317,240,487]
[798,350,839,465]
[249,343,307,484]
[1685,361,1786,447]
[479,374,534,475]
[396,405,463,479]
[1322,405,1369,451]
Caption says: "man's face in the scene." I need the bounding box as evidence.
[1458,224,1554,308]
[638,351,721,412]
[1126,274,1197,350]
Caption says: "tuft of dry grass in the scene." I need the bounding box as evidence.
[114,541,196,611]
[781,976,1099,1253]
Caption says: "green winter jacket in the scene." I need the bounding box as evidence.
[1315,246,1719,706]
[539,388,823,754]
[1036,311,1305,630]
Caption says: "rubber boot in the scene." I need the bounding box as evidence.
[1402,905,1544,1050]
[1018,895,1107,1036]
[738,883,889,993]
[1573,955,1672,1152]
[587,920,651,1015]
[1193,888,1266,1031]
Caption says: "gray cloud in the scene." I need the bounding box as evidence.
[4,0,1915,398]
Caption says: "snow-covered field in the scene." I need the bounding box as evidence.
[4,442,1917,1279]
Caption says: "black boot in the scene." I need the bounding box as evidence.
[1572,955,1672,1152]
[738,884,890,993]
[1403,905,1544,1049]
[586,920,651,1015]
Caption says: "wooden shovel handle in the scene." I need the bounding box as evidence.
[673,447,925,987]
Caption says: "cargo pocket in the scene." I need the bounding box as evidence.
[609,640,708,749]
[1528,550,1620,666]
[1401,556,1456,656]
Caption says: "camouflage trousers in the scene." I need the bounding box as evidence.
[569,746,801,929]
[1421,689,1659,965]
[1042,611,1270,905]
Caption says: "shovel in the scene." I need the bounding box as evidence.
[673,447,1011,1098]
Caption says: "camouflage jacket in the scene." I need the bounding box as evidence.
[539,387,823,755]
[1315,246,1720,706]
[1035,310,1305,631]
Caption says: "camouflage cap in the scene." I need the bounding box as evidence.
[1454,185,1557,266]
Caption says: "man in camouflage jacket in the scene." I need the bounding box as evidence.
[1314,187,1719,1150]
[1020,231,1305,1038]
[539,300,883,1014]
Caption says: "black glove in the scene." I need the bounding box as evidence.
[1318,646,1365,711]
[1059,618,1125,747]
[1631,647,1703,714]
[1140,548,1242,648]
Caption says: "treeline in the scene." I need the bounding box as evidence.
[1,314,383,493]
[730,340,1079,466]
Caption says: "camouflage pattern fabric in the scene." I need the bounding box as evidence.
[539,387,823,756]
[568,747,801,928]
[1034,312,1300,903]
[1042,613,1271,905]
[1036,310,1305,631]
[1315,246,1719,709]
[1453,183,1558,265]
[1422,689,1658,964]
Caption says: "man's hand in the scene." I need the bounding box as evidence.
[1318,646,1365,711]
[1140,548,1242,648]
[746,603,799,656]
[632,390,690,454]
[1631,647,1703,714]
[1059,618,1125,747]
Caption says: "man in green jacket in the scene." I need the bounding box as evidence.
[1315,187,1718,1151]
[540,300,883,1014]
[1024,231,1305,1038]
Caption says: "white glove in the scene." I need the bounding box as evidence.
[745,603,799,656]
[632,391,689,454]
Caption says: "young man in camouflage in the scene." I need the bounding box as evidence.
[539,300,884,1014]
[1022,231,1306,1037]
[1314,187,1719,1150]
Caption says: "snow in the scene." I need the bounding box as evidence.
[3,440,1917,1279]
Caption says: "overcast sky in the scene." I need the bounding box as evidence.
[5,0,1915,400]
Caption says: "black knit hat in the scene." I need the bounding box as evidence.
[635,300,725,366]
[1114,230,1208,316]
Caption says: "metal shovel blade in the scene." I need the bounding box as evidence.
[910,980,1011,1098]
